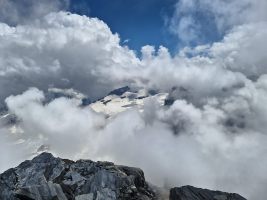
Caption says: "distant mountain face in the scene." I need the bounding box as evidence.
[90,86,168,117]
[44,86,188,117]
[0,86,169,125]
[1,85,192,115]
[0,86,171,154]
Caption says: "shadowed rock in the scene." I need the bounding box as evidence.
[108,86,130,96]
[169,186,246,200]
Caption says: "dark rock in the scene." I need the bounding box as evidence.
[103,99,112,105]
[0,153,247,200]
[148,90,158,96]
[164,98,175,106]
[164,86,191,106]
[108,86,130,96]
[81,98,91,106]
[137,96,148,100]
[0,113,19,126]
[169,185,246,200]
[0,153,156,200]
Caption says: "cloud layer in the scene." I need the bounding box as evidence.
[0,1,267,200]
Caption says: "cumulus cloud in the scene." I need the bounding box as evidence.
[0,1,266,200]
[210,22,267,77]
[0,11,139,107]
[168,0,267,44]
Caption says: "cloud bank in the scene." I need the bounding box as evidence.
[0,1,267,200]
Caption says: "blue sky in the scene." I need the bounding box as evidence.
[69,0,178,53]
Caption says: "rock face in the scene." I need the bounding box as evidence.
[0,153,155,200]
[169,186,246,200]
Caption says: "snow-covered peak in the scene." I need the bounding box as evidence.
[90,87,168,116]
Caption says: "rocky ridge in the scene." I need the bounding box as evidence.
[0,153,246,200]
[0,152,155,200]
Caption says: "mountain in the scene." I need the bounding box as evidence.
[0,86,169,155]
[90,86,168,117]
[0,153,156,200]
[0,86,168,153]
[0,86,168,122]
[0,153,246,200]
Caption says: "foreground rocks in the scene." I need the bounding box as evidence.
[169,186,246,200]
[0,153,247,200]
[0,153,155,200]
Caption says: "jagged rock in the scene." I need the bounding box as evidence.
[169,185,246,200]
[0,153,247,200]
[0,153,155,200]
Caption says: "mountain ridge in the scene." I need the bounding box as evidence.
[0,152,246,200]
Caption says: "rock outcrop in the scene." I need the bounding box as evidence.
[0,152,155,200]
[169,185,246,200]
[0,153,247,200]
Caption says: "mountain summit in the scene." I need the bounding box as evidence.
[0,153,246,200]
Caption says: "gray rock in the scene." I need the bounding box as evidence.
[15,181,67,200]
[75,193,94,200]
[169,185,247,200]
[0,153,247,200]
[0,153,155,200]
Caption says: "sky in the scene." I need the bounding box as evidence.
[69,0,178,53]
[67,0,225,53]
[0,1,267,200]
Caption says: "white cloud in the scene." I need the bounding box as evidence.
[0,12,139,107]
[210,22,267,77]
[5,88,106,159]
[168,0,267,44]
